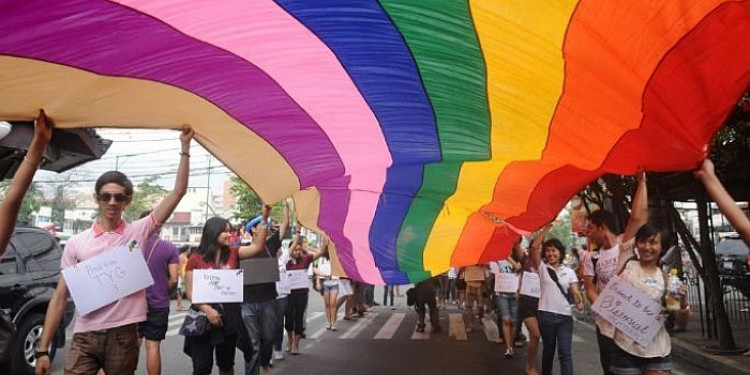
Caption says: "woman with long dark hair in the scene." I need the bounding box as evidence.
[184,217,268,375]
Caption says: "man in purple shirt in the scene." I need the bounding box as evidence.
[138,211,179,375]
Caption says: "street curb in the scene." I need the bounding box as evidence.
[574,314,750,375]
[669,336,750,375]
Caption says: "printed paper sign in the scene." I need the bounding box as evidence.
[495,273,520,293]
[192,269,244,303]
[276,266,291,295]
[591,276,666,347]
[62,246,154,315]
[288,270,309,290]
[519,272,541,298]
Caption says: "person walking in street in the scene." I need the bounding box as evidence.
[183,217,269,375]
[241,204,289,375]
[462,263,487,332]
[491,256,521,359]
[414,277,441,333]
[0,110,51,373]
[530,227,584,375]
[516,231,548,375]
[285,233,327,354]
[583,171,648,375]
[35,127,194,375]
[176,244,191,311]
[609,222,686,375]
[382,285,395,310]
[138,211,179,375]
[313,253,340,331]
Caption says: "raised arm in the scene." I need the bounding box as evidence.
[278,203,290,240]
[0,110,51,255]
[622,170,648,243]
[529,224,552,267]
[238,225,269,259]
[696,159,750,247]
[307,235,329,260]
[151,127,193,225]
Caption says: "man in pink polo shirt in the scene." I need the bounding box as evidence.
[34,128,194,375]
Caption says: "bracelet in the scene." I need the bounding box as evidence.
[34,350,49,359]
[179,152,190,157]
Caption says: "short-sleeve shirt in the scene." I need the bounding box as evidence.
[243,232,282,303]
[490,260,520,295]
[62,215,159,333]
[142,236,179,309]
[584,239,635,332]
[287,253,314,294]
[538,263,578,316]
[185,247,242,333]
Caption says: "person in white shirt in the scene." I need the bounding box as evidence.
[530,228,584,375]
[490,257,521,359]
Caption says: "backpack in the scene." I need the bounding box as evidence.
[406,287,416,306]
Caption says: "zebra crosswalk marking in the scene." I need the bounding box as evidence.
[481,316,500,343]
[448,313,468,341]
[340,313,378,339]
[374,313,406,340]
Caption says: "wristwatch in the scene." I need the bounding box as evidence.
[34,350,49,359]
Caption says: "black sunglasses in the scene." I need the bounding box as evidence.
[97,193,130,203]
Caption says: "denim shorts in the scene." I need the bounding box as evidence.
[323,282,339,293]
[495,293,518,323]
[610,344,671,374]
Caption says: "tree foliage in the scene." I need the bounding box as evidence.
[0,181,43,225]
[123,177,167,221]
[228,175,286,223]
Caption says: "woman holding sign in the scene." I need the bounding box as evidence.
[184,217,268,375]
[606,222,686,375]
[285,233,327,354]
[530,225,584,375]
[490,255,521,359]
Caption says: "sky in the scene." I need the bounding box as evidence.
[33,128,232,195]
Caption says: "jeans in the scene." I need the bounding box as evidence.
[241,300,277,375]
[382,286,394,306]
[273,297,287,352]
[538,310,574,375]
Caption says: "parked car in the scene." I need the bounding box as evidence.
[716,236,750,299]
[1,227,75,374]
[716,236,749,276]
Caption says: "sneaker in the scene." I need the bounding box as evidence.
[432,326,442,334]
[514,339,525,348]
[504,348,514,359]
[466,327,473,333]
[274,351,284,360]
[390,306,396,310]
[330,324,338,331]
[416,326,425,333]
[326,324,332,330]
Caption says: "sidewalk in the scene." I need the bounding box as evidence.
[575,307,750,375]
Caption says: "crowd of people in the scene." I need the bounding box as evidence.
[0,112,747,375]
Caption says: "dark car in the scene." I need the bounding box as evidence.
[716,237,749,275]
[716,237,750,299]
[1,227,75,374]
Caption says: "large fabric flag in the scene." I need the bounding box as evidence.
[1,0,748,284]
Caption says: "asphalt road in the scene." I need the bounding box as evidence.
[48,288,704,375]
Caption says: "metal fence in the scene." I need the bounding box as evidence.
[685,272,750,339]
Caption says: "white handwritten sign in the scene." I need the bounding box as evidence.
[62,246,154,315]
[519,272,541,298]
[192,269,244,303]
[495,273,520,293]
[288,270,309,290]
[591,276,666,347]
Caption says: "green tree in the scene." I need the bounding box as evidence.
[0,181,43,225]
[123,178,167,221]
[229,175,263,222]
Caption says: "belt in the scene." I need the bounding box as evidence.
[90,323,138,335]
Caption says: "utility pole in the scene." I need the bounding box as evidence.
[205,154,212,222]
